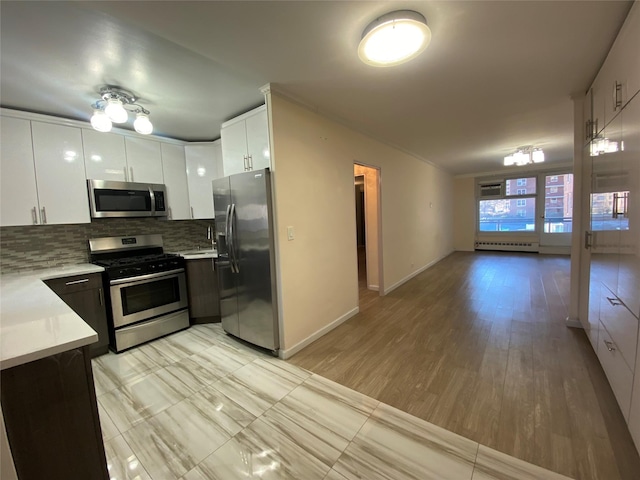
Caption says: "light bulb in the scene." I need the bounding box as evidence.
[90,109,112,132]
[358,12,431,67]
[532,149,545,163]
[133,113,153,134]
[104,98,128,123]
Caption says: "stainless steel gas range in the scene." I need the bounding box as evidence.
[89,234,189,352]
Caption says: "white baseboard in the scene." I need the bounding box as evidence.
[279,306,360,359]
[565,317,583,329]
[368,284,379,291]
[539,246,571,255]
[384,249,454,295]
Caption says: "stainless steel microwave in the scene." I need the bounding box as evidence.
[87,179,168,218]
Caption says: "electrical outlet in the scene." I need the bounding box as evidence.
[287,226,295,241]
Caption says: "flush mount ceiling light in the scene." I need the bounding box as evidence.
[504,146,545,166]
[90,86,153,135]
[358,10,431,67]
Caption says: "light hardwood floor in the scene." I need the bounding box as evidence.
[289,251,640,480]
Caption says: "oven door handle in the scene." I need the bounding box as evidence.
[109,268,185,286]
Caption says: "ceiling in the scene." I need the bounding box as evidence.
[0,1,633,175]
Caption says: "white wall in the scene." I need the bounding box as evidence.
[268,93,454,356]
[453,177,476,251]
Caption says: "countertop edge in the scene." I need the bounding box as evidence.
[1,264,105,370]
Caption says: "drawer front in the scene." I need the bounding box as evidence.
[45,273,103,295]
[599,286,639,371]
[597,323,634,420]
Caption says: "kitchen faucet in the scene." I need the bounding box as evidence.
[207,225,216,250]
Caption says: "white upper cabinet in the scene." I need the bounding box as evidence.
[185,141,222,219]
[245,107,270,171]
[124,137,163,184]
[221,119,248,176]
[0,116,40,226]
[30,122,90,225]
[588,2,640,138]
[161,143,190,220]
[82,129,127,181]
[221,104,270,176]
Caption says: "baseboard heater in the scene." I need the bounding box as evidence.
[475,241,539,252]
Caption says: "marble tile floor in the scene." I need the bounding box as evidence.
[93,324,574,480]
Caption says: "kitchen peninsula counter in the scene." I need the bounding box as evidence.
[0,263,104,370]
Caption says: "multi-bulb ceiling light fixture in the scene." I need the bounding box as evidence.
[90,86,153,135]
[358,10,431,67]
[504,146,545,166]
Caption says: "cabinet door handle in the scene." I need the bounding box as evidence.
[65,278,89,286]
[584,231,592,250]
[243,155,248,171]
[248,154,253,170]
[607,296,623,307]
[604,340,616,352]
[41,206,47,224]
[191,206,195,219]
[124,166,128,181]
[98,288,104,306]
[613,81,622,111]
[32,206,38,225]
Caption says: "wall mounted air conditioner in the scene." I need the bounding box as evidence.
[478,182,504,198]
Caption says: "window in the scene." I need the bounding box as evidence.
[550,175,558,182]
[590,191,630,231]
[550,198,557,204]
[550,186,558,193]
[506,177,536,195]
[478,198,536,232]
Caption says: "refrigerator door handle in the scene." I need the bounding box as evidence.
[229,203,239,273]
[225,204,236,273]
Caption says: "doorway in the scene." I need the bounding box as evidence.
[538,172,574,249]
[353,163,382,302]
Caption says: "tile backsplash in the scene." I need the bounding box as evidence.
[0,218,215,273]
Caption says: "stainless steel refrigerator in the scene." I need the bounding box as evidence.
[212,168,280,353]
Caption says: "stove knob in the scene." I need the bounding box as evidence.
[148,264,156,271]
[158,263,166,269]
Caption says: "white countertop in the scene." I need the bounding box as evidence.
[0,264,105,370]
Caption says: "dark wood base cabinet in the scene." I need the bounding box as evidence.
[45,273,109,357]
[186,257,221,324]
[1,346,108,480]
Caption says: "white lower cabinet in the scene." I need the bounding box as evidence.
[185,141,222,219]
[598,322,634,421]
[161,143,190,220]
[0,116,40,226]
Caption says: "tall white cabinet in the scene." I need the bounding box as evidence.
[581,1,640,455]
[185,141,223,219]
[221,105,270,176]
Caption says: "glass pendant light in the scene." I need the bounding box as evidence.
[133,113,153,135]
[104,98,128,123]
[90,109,112,132]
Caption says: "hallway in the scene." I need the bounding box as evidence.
[289,252,640,480]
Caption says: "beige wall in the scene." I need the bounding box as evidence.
[269,93,454,354]
[453,177,476,251]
